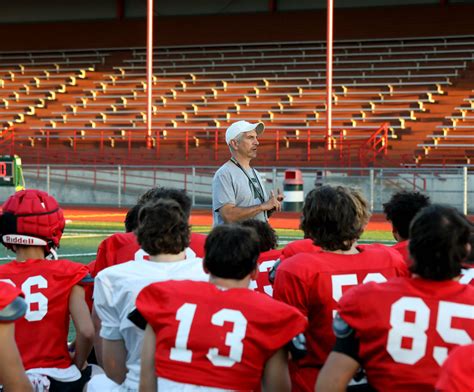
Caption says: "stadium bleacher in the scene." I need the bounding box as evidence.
[2,35,474,166]
[415,89,474,166]
[1,3,474,391]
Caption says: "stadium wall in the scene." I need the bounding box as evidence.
[1,3,474,51]
[0,0,455,23]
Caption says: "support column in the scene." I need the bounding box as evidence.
[326,0,334,150]
[116,0,125,20]
[146,0,154,148]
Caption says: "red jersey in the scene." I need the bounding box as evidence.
[280,239,320,260]
[392,240,411,266]
[273,244,408,392]
[249,249,281,296]
[338,277,474,392]
[136,280,307,391]
[436,344,474,392]
[92,232,206,277]
[0,259,89,370]
[0,281,24,311]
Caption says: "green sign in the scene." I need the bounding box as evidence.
[0,155,24,189]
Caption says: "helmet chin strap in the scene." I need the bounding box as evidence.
[46,247,58,260]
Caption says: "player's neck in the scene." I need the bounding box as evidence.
[231,154,252,170]
[149,251,187,263]
[412,273,462,282]
[209,275,251,289]
[393,231,405,242]
[324,242,360,255]
[14,246,45,261]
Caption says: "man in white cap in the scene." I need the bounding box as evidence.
[212,120,283,226]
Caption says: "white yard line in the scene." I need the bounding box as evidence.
[62,234,110,239]
[65,229,118,233]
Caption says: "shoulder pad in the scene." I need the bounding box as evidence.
[333,313,353,338]
[0,297,27,322]
[268,258,282,284]
[287,333,307,360]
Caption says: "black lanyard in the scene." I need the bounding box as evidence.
[230,158,266,204]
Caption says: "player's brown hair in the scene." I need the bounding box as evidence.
[136,199,190,256]
[124,204,141,233]
[137,187,192,218]
[240,219,278,252]
[409,204,472,280]
[300,185,368,251]
[467,231,474,264]
[204,225,259,280]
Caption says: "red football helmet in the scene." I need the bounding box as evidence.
[0,189,65,258]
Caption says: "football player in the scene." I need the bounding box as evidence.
[459,231,473,285]
[85,203,140,290]
[0,189,94,391]
[90,187,206,278]
[84,203,143,364]
[89,198,208,391]
[383,190,431,264]
[124,203,142,233]
[279,238,320,260]
[89,187,206,365]
[0,282,32,391]
[436,344,473,392]
[241,219,281,296]
[317,205,474,392]
[272,185,408,392]
[134,224,308,391]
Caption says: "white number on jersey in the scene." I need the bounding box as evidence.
[249,259,277,296]
[171,303,248,367]
[459,268,473,285]
[386,297,474,365]
[331,273,387,316]
[170,303,196,363]
[134,249,149,261]
[0,275,48,321]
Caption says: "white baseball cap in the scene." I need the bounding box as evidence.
[225,121,265,145]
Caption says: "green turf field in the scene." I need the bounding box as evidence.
[0,220,396,265]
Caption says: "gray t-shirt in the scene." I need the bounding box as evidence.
[212,160,268,226]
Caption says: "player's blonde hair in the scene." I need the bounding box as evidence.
[344,187,371,234]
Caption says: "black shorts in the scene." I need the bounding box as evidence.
[48,365,92,392]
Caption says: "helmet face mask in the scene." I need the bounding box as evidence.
[0,190,65,259]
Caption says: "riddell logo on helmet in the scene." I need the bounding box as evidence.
[2,235,47,246]
[3,235,35,245]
